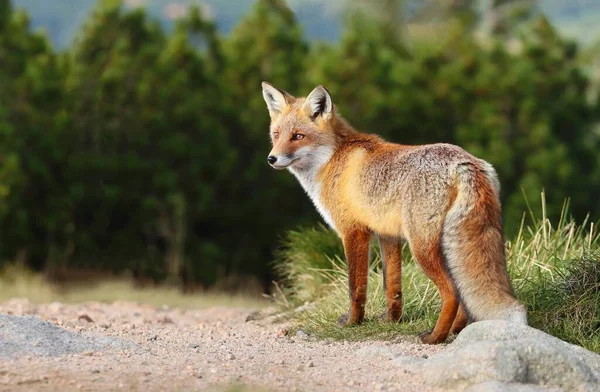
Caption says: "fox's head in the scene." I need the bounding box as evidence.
[261,82,337,172]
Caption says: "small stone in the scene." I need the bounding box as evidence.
[296,329,309,338]
[421,354,429,359]
[306,361,315,368]
[147,334,158,341]
[276,328,289,337]
[78,314,94,323]
[92,370,100,374]
[245,311,261,322]
[228,353,236,360]
[189,343,200,349]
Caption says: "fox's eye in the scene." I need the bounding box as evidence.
[291,133,305,141]
[272,131,279,139]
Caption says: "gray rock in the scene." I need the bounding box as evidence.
[0,314,134,359]
[466,381,563,392]
[410,321,600,392]
[451,321,600,378]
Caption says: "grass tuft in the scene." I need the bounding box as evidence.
[275,193,600,351]
[273,224,345,304]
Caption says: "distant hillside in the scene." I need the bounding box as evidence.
[11,0,600,49]
[11,0,341,48]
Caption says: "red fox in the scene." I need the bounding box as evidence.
[261,82,527,344]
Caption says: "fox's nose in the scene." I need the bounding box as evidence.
[267,155,277,165]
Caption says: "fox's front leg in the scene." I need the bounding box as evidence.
[337,228,371,327]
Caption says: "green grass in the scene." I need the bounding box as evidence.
[274,193,600,352]
[510,197,600,352]
[0,264,267,309]
[273,224,345,305]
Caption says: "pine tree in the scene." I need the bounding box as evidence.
[0,3,70,272]
[221,0,313,287]
[307,0,415,141]
[66,1,237,287]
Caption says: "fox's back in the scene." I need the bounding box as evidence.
[322,139,499,238]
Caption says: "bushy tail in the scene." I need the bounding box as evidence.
[442,162,527,324]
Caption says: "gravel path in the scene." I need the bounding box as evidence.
[0,298,445,392]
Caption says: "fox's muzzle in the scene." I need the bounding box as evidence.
[267,153,295,170]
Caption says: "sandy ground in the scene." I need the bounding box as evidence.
[0,299,446,392]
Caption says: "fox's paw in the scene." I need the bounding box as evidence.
[418,330,446,345]
[337,313,350,327]
[337,312,363,327]
[378,310,403,323]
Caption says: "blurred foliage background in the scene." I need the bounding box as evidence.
[0,0,599,293]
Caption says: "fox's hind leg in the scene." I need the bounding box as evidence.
[450,304,469,334]
[412,242,459,344]
[337,228,371,327]
[378,235,403,322]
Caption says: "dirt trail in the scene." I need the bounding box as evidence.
[0,299,445,392]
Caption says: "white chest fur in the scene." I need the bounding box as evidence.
[288,146,336,231]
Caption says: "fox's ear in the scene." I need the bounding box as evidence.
[304,85,333,121]
[262,82,293,119]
